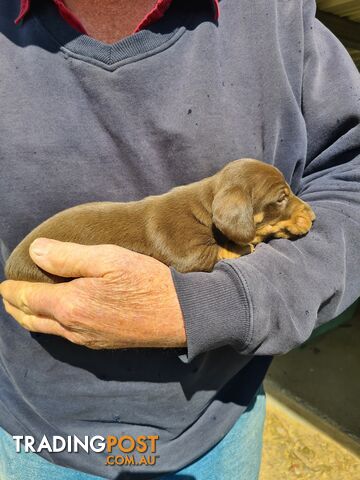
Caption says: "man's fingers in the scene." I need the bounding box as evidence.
[0,280,63,318]
[29,238,125,278]
[3,299,70,337]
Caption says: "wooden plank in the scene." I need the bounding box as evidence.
[317,0,360,22]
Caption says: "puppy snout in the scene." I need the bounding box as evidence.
[293,197,316,220]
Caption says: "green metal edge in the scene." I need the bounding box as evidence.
[302,298,359,346]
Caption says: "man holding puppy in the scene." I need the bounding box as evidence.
[0,0,359,479]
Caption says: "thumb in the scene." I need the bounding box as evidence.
[29,238,123,278]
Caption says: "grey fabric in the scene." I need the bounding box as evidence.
[0,0,359,478]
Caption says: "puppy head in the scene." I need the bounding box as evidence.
[212,158,315,245]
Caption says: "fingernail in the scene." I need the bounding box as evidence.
[30,238,51,256]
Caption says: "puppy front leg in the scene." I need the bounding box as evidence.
[216,243,252,262]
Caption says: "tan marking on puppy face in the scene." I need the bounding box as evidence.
[214,159,315,247]
[254,212,265,224]
[254,193,316,243]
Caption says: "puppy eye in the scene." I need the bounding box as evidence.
[276,194,287,204]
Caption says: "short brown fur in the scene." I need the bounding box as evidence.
[5,158,315,283]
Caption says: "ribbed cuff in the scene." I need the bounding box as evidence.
[170,262,252,363]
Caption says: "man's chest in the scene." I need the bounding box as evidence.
[0,3,307,257]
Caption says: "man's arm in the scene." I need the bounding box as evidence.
[171,0,360,362]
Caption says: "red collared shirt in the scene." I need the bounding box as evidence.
[15,0,220,34]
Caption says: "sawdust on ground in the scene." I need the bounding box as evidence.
[259,397,360,480]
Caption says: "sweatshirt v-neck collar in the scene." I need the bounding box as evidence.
[31,0,198,70]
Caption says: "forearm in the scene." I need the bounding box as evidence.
[172,0,360,363]
[172,179,360,362]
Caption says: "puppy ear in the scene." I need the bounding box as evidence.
[212,187,256,244]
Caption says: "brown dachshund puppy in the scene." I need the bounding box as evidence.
[5,158,315,283]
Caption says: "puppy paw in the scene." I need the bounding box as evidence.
[217,243,252,261]
[287,206,316,236]
[217,247,240,260]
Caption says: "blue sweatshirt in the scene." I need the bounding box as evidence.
[0,0,359,477]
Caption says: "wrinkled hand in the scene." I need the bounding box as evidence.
[0,239,187,349]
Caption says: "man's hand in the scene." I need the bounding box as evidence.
[0,239,187,349]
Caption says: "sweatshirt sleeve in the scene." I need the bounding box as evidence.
[171,0,360,363]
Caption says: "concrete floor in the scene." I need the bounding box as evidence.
[259,304,360,478]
